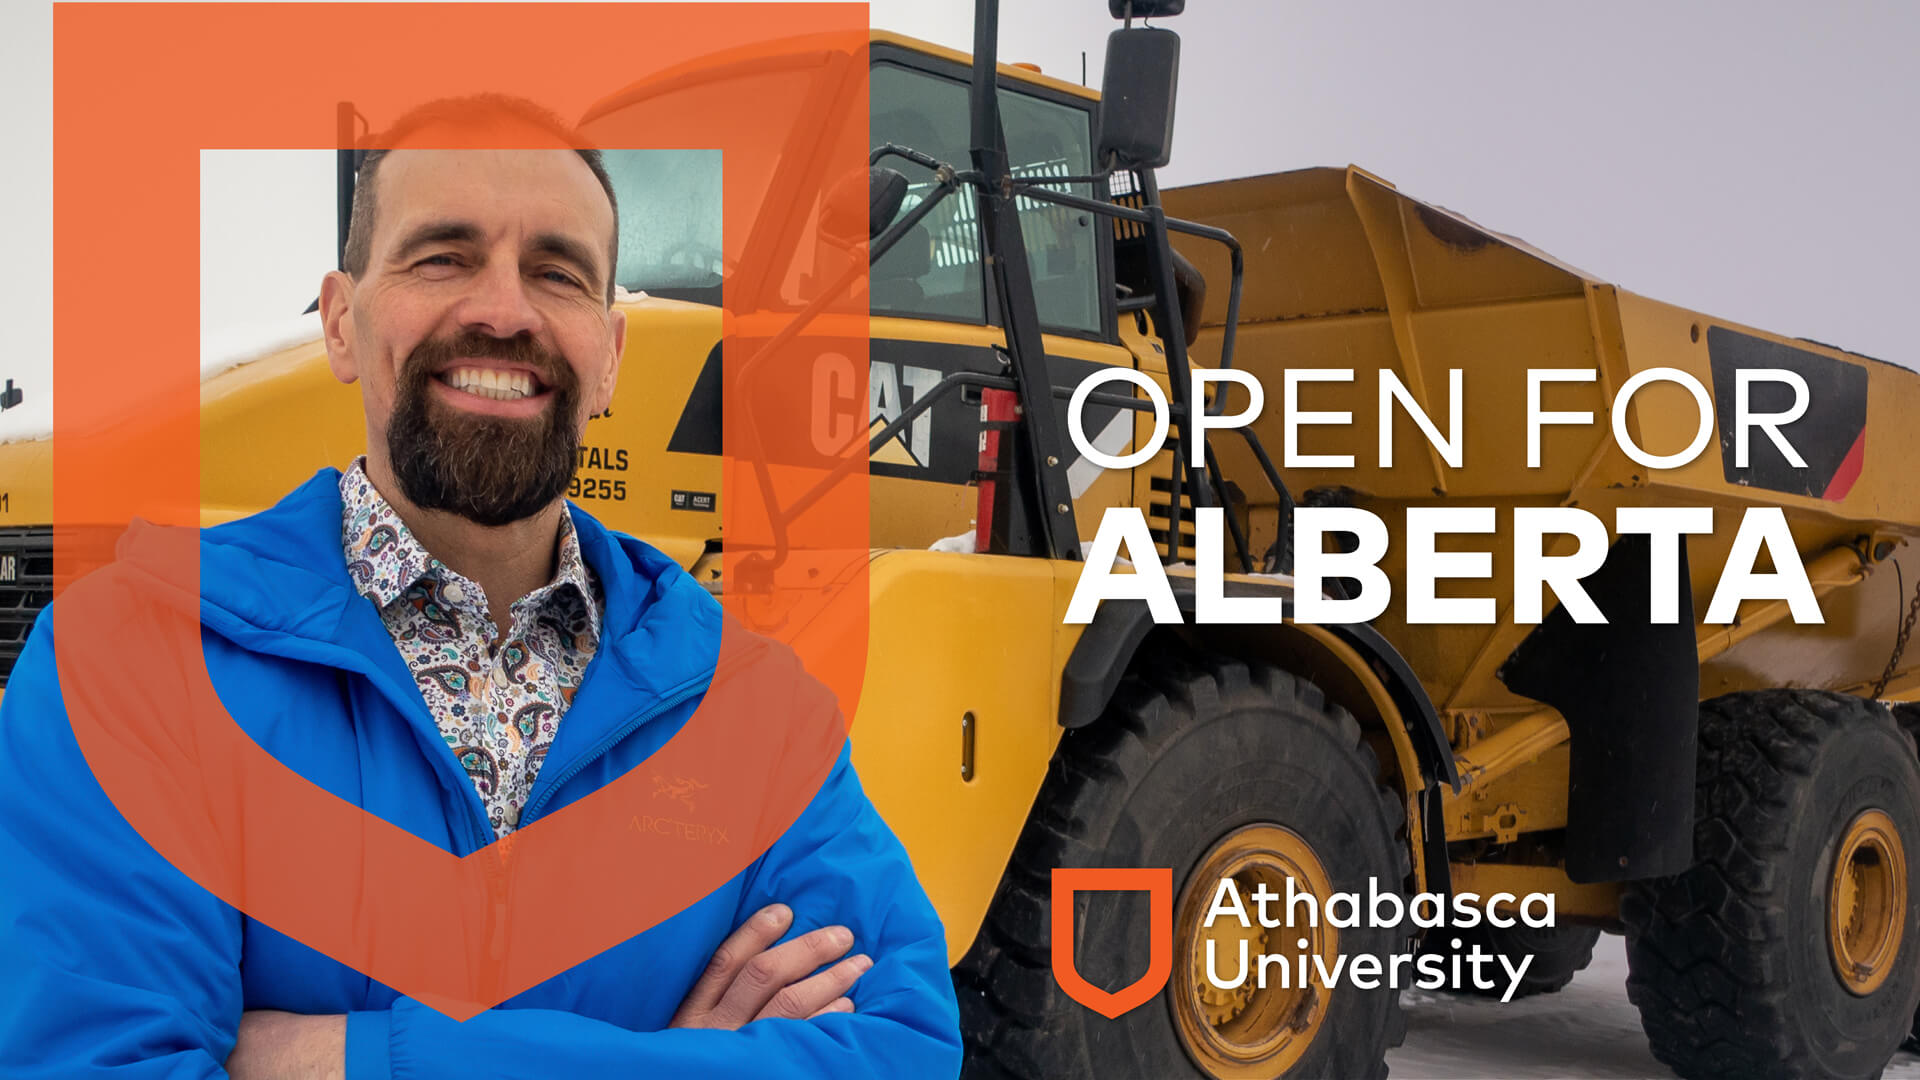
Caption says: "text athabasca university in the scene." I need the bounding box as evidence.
[1203,876,1555,1004]
[1062,364,1829,627]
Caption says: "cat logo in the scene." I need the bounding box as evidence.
[869,360,941,469]
[805,352,942,473]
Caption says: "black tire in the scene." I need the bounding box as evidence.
[1418,921,1601,999]
[1621,690,1920,1080]
[952,656,1412,1080]
[1893,703,1920,1053]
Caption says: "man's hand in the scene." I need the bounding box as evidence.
[670,903,872,1030]
[224,905,863,1074]
[227,1010,345,1080]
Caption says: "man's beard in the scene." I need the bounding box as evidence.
[387,331,582,528]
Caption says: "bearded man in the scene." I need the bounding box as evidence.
[0,96,961,1079]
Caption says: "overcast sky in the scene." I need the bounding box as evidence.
[3,0,1916,414]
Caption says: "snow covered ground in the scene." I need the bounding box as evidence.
[1387,933,1920,1079]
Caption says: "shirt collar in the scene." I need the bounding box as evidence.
[338,457,602,640]
[546,506,603,642]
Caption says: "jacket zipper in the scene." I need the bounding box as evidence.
[518,676,708,826]
[470,677,706,986]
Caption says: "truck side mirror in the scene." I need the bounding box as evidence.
[1106,0,1185,15]
[1097,27,1180,170]
[868,167,910,239]
[823,166,910,247]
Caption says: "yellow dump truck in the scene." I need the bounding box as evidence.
[5,2,1920,1077]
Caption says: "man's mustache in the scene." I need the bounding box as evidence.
[403,331,574,394]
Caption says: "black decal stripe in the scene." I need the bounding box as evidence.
[867,339,1124,486]
[666,342,724,456]
[664,336,1126,485]
[1708,327,1867,499]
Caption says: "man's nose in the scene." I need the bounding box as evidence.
[453,257,543,340]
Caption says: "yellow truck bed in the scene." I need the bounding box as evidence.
[1163,166,1920,705]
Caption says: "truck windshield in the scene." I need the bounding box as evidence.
[603,148,724,306]
[584,58,817,308]
[589,51,1100,332]
[869,61,1102,336]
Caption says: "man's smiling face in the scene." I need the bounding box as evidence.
[323,133,626,526]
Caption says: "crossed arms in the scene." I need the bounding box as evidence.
[0,624,962,1079]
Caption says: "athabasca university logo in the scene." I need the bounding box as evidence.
[1050,867,1173,1019]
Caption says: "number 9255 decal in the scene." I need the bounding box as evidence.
[569,476,627,501]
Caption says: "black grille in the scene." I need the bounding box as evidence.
[1147,473,1195,561]
[0,527,53,688]
[1109,168,1145,240]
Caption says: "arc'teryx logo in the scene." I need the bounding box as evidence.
[651,773,709,812]
[1050,867,1173,1019]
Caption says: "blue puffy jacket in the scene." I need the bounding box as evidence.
[0,469,961,1078]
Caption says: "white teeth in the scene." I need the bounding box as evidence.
[443,366,537,401]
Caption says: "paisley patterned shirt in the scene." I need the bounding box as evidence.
[339,459,603,837]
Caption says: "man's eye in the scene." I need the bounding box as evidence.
[415,255,460,270]
[542,269,584,288]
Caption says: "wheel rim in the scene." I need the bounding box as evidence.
[1171,824,1336,1078]
[1827,808,1907,996]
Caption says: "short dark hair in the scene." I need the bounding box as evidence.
[342,94,620,304]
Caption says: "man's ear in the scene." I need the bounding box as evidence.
[591,306,627,416]
[319,270,359,385]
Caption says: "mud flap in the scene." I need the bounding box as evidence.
[1497,533,1699,883]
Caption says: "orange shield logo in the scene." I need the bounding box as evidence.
[50,2,873,1019]
[1050,867,1173,1019]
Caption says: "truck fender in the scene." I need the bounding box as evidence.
[1058,578,1457,893]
